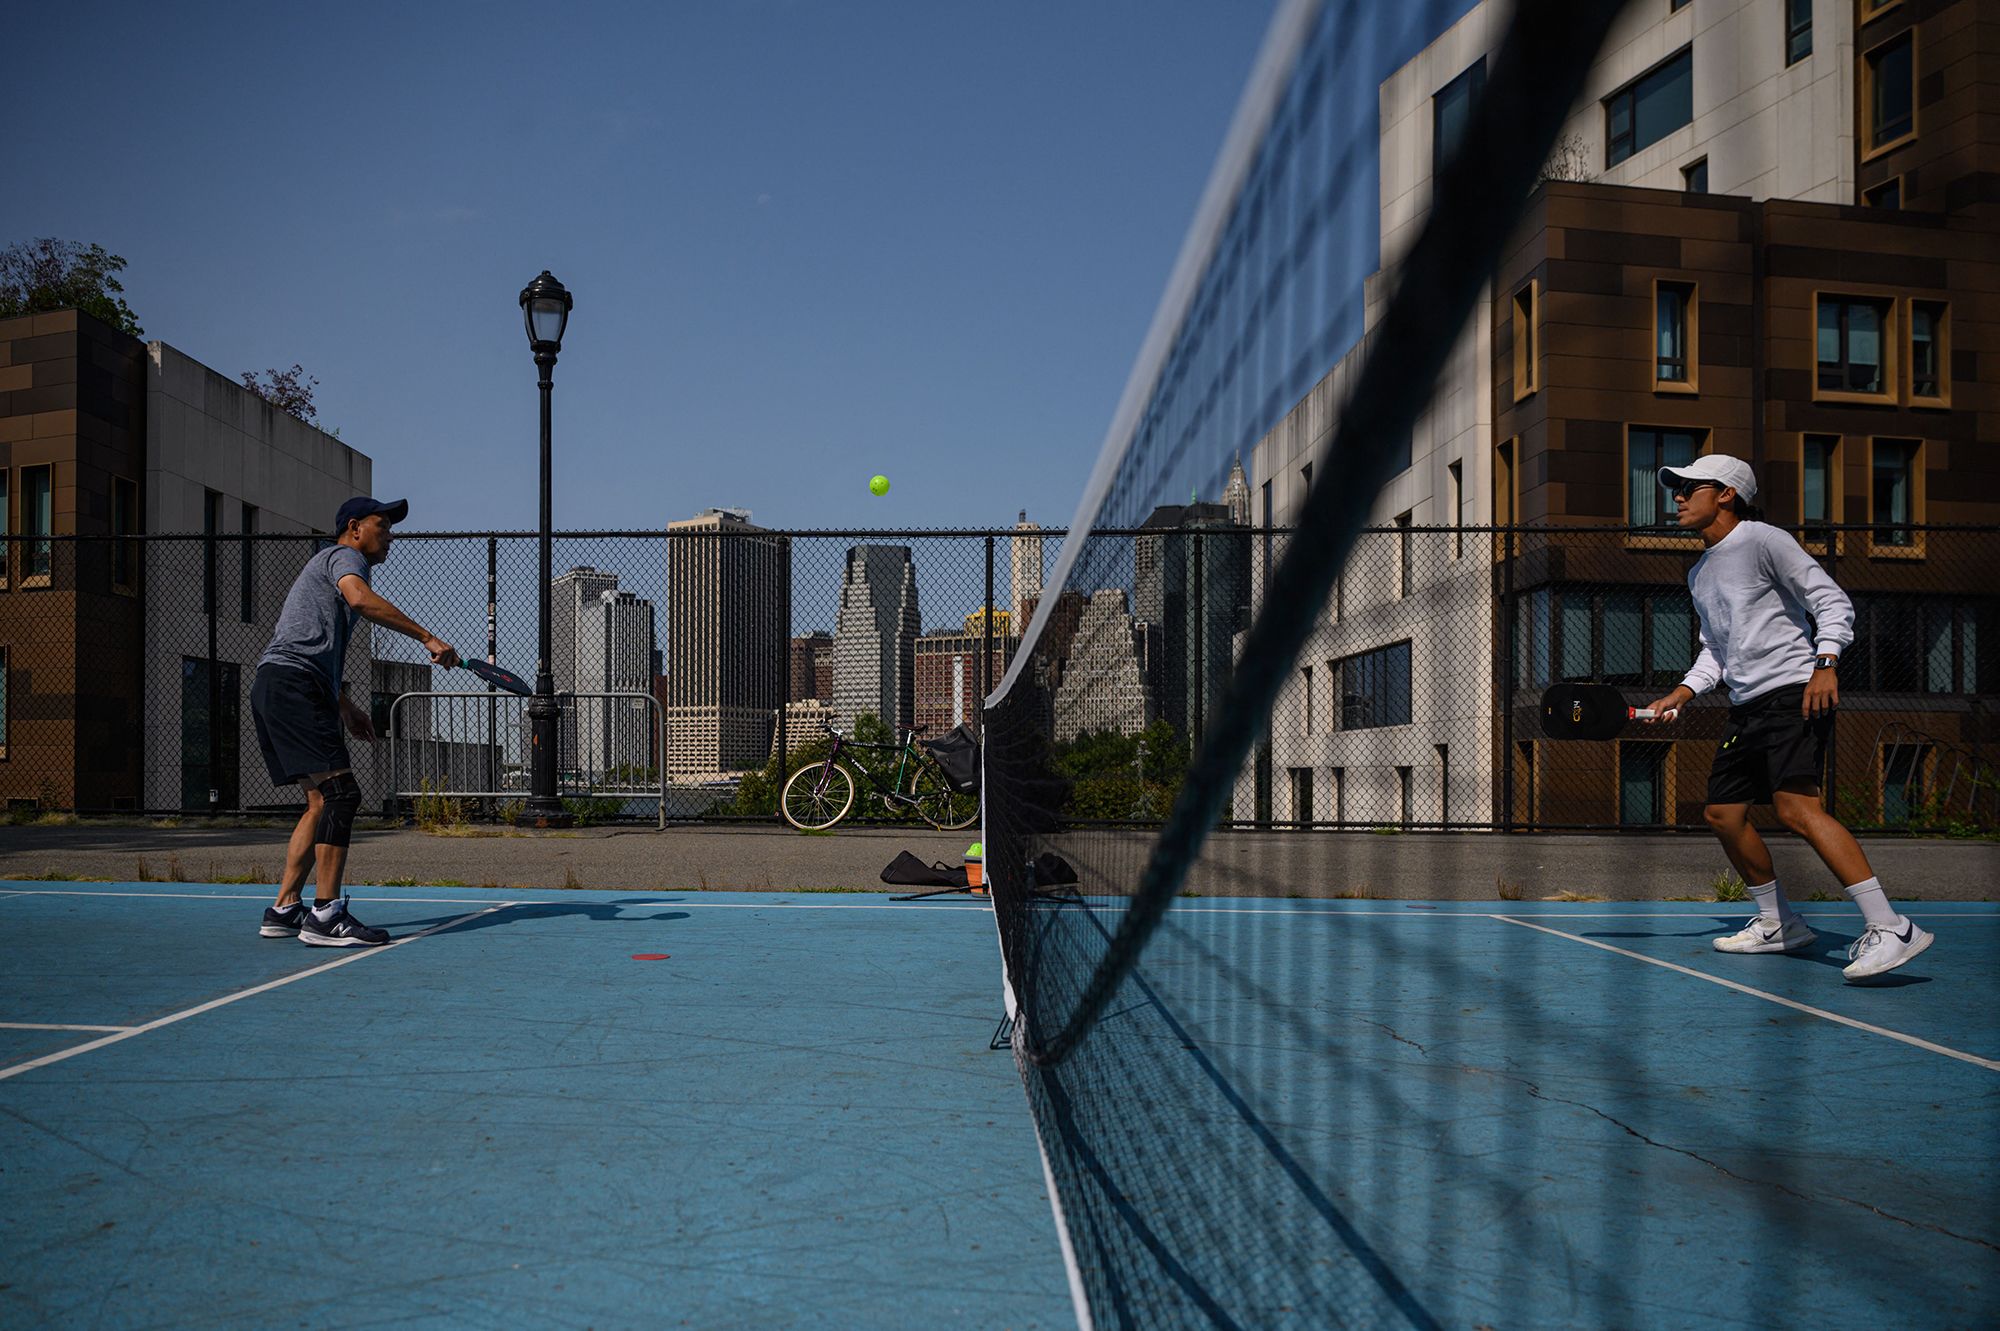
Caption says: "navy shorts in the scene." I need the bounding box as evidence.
[250,664,352,787]
[1706,682,1831,805]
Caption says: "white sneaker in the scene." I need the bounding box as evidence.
[1712,915,1817,954]
[1843,918,1934,980]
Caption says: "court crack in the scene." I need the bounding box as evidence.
[1361,1024,1999,1254]
[1519,1082,1999,1252]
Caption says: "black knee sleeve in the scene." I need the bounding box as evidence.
[315,772,363,848]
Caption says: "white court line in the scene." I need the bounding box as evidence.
[0,1022,133,1033]
[0,903,512,1083]
[1493,915,2000,1072]
[1,889,544,906]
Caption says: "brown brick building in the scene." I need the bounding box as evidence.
[0,310,149,809]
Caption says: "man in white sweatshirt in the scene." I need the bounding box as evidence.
[1642,455,1934,981]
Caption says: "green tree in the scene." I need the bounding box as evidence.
[0,238,143,336]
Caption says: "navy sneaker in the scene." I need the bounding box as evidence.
[260,901,307,938]
[298,898,390,948]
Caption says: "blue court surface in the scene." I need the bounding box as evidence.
[2,886,1994,1330]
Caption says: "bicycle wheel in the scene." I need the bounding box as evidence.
[909,763,978,831]
[782,761,856,831]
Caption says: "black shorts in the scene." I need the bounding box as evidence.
[250,664,352,788]
[1706,682,1831,805]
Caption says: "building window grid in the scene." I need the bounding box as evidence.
[1433,60,1486,177]
[1604,47,1694,167]
[0,468,9,587]
[1863,32,1915,156]
[1655,281,1696,388]
[1512,282,1539,400]
[1681,158,1708,193]
[1909,301,1947,402]
[1628,427,1705,527]
[1395,511,1413,598]
[22,465,52,583]
[1332,641,1413,732]
[1816,295,1894,398]
[1785,0,1812,65]
[1870,438,1922,551]
[1802,435,1840,540]
[1537,586,1698,689]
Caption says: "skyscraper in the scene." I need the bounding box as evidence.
[550,567,621,696]
[576,588,657,775]
[1134,501,1251,745]
[789,632,833,702]
[1053,589,1155,743]
[664,508,792,781]
[832,545,920,733]
[1011,509,1044,634]
[1223,455,1251,526]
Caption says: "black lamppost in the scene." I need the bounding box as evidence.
[521,270,573,823]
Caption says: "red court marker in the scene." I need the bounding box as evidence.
[630,953,671,961]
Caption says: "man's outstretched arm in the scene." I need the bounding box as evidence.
[338,574,459,668]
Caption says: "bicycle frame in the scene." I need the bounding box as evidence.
[813,729,928,808]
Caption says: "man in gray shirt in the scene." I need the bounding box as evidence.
[250,497,458,945]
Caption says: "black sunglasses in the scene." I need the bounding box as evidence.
[1670,479,1721,501]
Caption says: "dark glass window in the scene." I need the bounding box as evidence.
[1605,48,1693,166]
[1620,743,1667,825]
[1656,284,1692,382]
[0,469,9,585]
[203,490,222,614]
[1817,297,1890,394]
[239,504,258,622]
[1333,640,1412,731]
[1867,35,1913,148]
[1872,440,1917,546]
[1911,302,1945,399]
[180,657,241,811]
[1864,178,1900,209]
[1629,428,1702,526]
[1682,158,1708,193]
[1802,436,1837,531]
[1786,0,1813,65]
[1433,61,1486,176]
[23,465,51,579]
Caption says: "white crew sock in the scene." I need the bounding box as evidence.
[1843,877,1898,928]
[1747,878,1797,924]
[311,897,345,921]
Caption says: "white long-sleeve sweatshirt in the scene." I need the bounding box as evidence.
[1680,521,1855,706]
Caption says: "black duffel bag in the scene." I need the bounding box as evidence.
[921,722,980,796]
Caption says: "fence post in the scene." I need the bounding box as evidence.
[486,536,499,811]
[982,535,995,735]
[1500,524,1517,832]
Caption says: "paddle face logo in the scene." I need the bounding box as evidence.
[1572,701,1583,723]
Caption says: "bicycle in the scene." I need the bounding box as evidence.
[780,723,978,832]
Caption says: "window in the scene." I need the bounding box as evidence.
[1605,47,1693,167]
[22,465,51,583]
[1864,178,1901,209]
[1652,598,1696,679]
[0,469,8,587]
[1512,282,1539,399]
[1397,766,1413,829]
[371,690,397,740]
[1619,743,1668,824]
[1681,158,1708,193]
[1627,427,1703,526]
[1395,511,1413,598]
[1300,460,1313,495]
[1870,438,1921,551]
[1301,666,1314,734]
[1521,587,1553,689]
[180,657,242,811]
[1910,301,1947,402]
[1802,435,1840,538]
[1864,34,1914,155]
[1447,461,1463,558]
[1436,744,1450,823]
[112,477,138,592]
[1816,295,1893,397]
[1433,60,1486,176]
[0,646,7,758]
[239,504,257,622]
[1848,595,1994,694]
[1332,641,1413,731]
[1289,768,1314,826]
[1785,0,1812,65]
[203,490,222,615]
[1670,0,1691,10]
[1880,743,1929,824]
[1655,281,1697,388]
[1332,766,1346,825]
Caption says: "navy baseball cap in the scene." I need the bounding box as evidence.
[333,496,409,532]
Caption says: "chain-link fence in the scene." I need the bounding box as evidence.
[0,525,1992,832]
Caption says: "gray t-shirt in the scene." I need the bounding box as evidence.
[258,545,371,690]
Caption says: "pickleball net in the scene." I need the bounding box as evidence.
[982,2,1628,1325]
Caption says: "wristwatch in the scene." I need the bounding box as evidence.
[1814,654,1839,671]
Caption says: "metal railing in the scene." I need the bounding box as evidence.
[388,690,668,828]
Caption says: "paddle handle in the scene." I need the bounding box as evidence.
[1627,707,1679,722]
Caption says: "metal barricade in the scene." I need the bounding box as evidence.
[388,690,667,828]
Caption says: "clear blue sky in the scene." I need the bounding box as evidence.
[7,1,1472,534]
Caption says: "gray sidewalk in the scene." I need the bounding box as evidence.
[1,822,1991,900]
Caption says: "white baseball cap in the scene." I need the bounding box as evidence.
[1658,454,1757,501]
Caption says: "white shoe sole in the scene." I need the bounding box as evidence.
[1713,929,1816,954]
[298,931,386,947]
[1844,929,1933,981]
[259,925,301,938]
